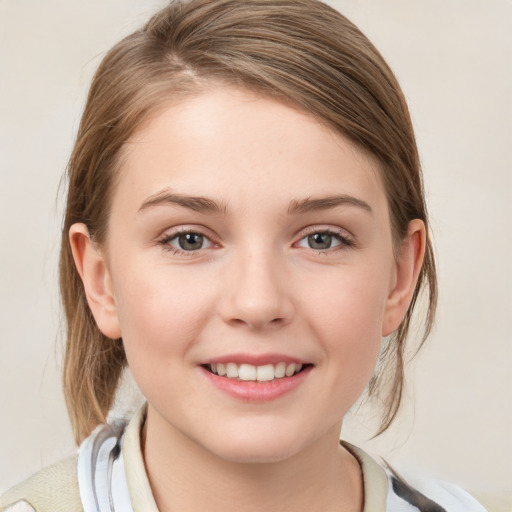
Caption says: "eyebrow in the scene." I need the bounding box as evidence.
[138,190,372,216]
[138,190,228,214]
[287,195,373,215]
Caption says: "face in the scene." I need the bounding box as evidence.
[73,87,422,464]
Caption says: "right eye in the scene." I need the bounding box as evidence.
[159,231,213,253]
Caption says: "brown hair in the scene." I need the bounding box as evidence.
[60,0,437,443]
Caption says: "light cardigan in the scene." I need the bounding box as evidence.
[0,405,488,512]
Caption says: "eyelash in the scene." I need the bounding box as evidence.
[157,228,215,255]
[156,227,354,256]
[297,228,355,252]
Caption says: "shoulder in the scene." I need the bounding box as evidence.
[387,468,490,512]
[343,441,490,512]
[0,456,82,512]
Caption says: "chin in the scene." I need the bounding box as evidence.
[199,419,317,465]
[210,438,301,465]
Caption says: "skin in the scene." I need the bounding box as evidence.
[70,87,425,512]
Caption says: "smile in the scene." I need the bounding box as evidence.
[206,362,305,382]
[200,354,313,401]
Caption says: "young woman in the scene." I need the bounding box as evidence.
[0,1,488,511]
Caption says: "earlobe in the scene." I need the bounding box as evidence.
[69,223,122,339]
[382,219,426,337]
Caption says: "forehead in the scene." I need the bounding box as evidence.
[115,87,387,216]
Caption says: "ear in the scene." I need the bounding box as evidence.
[69,223,122,339]
[382,219,426,337]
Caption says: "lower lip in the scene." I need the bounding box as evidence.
[200,366,312,402]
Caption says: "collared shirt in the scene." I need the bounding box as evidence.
[0,404,489,512]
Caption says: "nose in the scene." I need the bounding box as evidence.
[219,247,295,330]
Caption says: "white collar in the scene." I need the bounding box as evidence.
[77,403,484,512]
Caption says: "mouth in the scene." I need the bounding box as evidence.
[202,362,311,382]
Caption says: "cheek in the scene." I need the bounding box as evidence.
[300,266,390,380]
[111,263,217,368]
[303,266,391,337]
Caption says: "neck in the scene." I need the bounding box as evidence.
[142,408,363,512]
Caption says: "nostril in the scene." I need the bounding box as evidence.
[219,272,295,329]
[228,316,286,329]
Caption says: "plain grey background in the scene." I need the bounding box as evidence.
[1,0,511,495]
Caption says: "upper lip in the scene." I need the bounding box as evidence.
[201,353,310,366]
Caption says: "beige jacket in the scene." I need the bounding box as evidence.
[1,406,497,512]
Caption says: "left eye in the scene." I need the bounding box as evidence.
[297,232,344,250]
[167,232,212,251]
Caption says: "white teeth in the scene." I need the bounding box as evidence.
[226,363,238,378]
[256,364,275,382]
[238,364,256,381]
[285,363,296,377]
[274,362,286,378]
[208,362,305,381]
